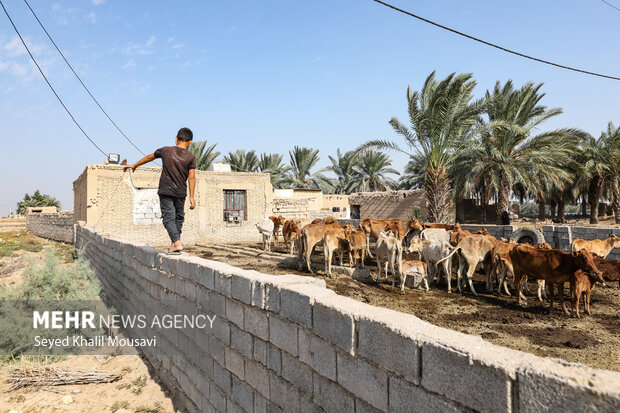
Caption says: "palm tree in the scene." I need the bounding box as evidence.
[223,149,259,172]
[16,190,60,215]
[188,140,220,170]
[579,123,620,223]
[285,146,332,190]
[360,71,485,223]
[451,80,581,224]
[258,153,290,189]
[328,149,357,194]
[349,150,399,192]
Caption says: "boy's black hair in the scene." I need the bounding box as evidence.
[177,127,193,142]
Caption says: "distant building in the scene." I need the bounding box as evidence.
[348,190,429,220]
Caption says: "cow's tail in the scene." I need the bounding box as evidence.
[437,247,461,266]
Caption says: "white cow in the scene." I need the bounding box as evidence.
[408,237,454,292]
[256,218,275,251]
[375,230,403,292]
[420,228,450,244]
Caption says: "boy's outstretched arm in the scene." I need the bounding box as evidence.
[123,154,156,172]
[188,169,196,210]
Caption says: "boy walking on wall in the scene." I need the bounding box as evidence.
[124,127,196,253]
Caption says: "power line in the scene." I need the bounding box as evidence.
[600,0,620,13]
[0,0,107,156]
[22,0,149,158]
[371,0,620,81]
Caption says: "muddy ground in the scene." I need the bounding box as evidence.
[184,242,620,372]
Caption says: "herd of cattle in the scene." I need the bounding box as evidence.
[256,216,620,318]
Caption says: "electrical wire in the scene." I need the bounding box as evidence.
[0,0,108,156]
[600,0,620,14]
[22,0,150,158]
[371,0,620,81]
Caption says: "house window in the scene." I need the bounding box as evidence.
[223,190,247,222]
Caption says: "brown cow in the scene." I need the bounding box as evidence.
[449,227,490,247]
[323,226,349,276]
[592,256,620,287]
[323,216,339,225]
[344,227,367,268]
[571,235,620,258]
[297,221,340,272]
[570,270,603,318]
[423,222,459,231]
[360,218,422,258]
[508,246,602,313]
[282,219,301,255]
[400,260,429,294]
[437,234,500,295]
[269,215,286,245]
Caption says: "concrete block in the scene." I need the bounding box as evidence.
[298,328,336,381]
[231,270,258,304]
[254,393,268,413]
[312,295,358,355]
[357,316,420,384]
[337,352,388,411]
[517,359,620,413]
[209,335,226,366]
[207,290,226,318]
[245,358,271,398]
[264,282,280,312]
[269,316,299,356]
[213,363,232,393]
[245,305,270,341]
[421,343,512,412]
[389,376,461,413]
[214,269,232,296]
[226,297,245,328]
[267,343,282,375]
[212,317,230,346]
[280,284,331,328]
[312,373,355,413]
[269,372,301,413]
[210,384,228,412]
[300,395,324,413]
[232,376,255,413]
[226,347,246,380]
[231,323,254,358]
[281,352,313,396]
[254,337,268,365]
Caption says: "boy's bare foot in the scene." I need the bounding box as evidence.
[171,240,183,252]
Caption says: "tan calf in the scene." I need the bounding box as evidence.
[571,235,620,258]
[399,260,429,294]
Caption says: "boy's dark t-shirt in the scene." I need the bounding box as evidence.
[154,146,196,198]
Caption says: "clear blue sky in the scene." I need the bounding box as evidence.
[1,0,619,214]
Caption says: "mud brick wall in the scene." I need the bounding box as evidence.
[271,198,313,219]
[76,225,620,413]
[26,211,75,243]
[460,224,518,241]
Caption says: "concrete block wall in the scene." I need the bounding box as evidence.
[543,226,620,259]
[76,225,620,413]
[460,224,517,240]
[26,211,75,243]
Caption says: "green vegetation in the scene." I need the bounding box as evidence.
[0,250,102,361]
[180,71,619,223]
[110,401,130,412]
[188,140,220,170]
[130,375,147,394]
[0,232,44,257]
[134,402,164,413]
[16,190,60,215]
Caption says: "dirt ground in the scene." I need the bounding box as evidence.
[184,242,620,373]
[0,233,179,413]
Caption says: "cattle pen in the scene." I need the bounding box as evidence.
[182,239,620,372]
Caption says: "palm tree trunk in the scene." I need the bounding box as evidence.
[495,177,510,224]
[588,176,602,224]
[581,196,587,216]
[425,166,452,223]
[557,198,566,223]
[549,200,557,218]
[612,177,620,224]
[538,198,546,220]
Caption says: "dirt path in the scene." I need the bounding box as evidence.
[184,242,620,372]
